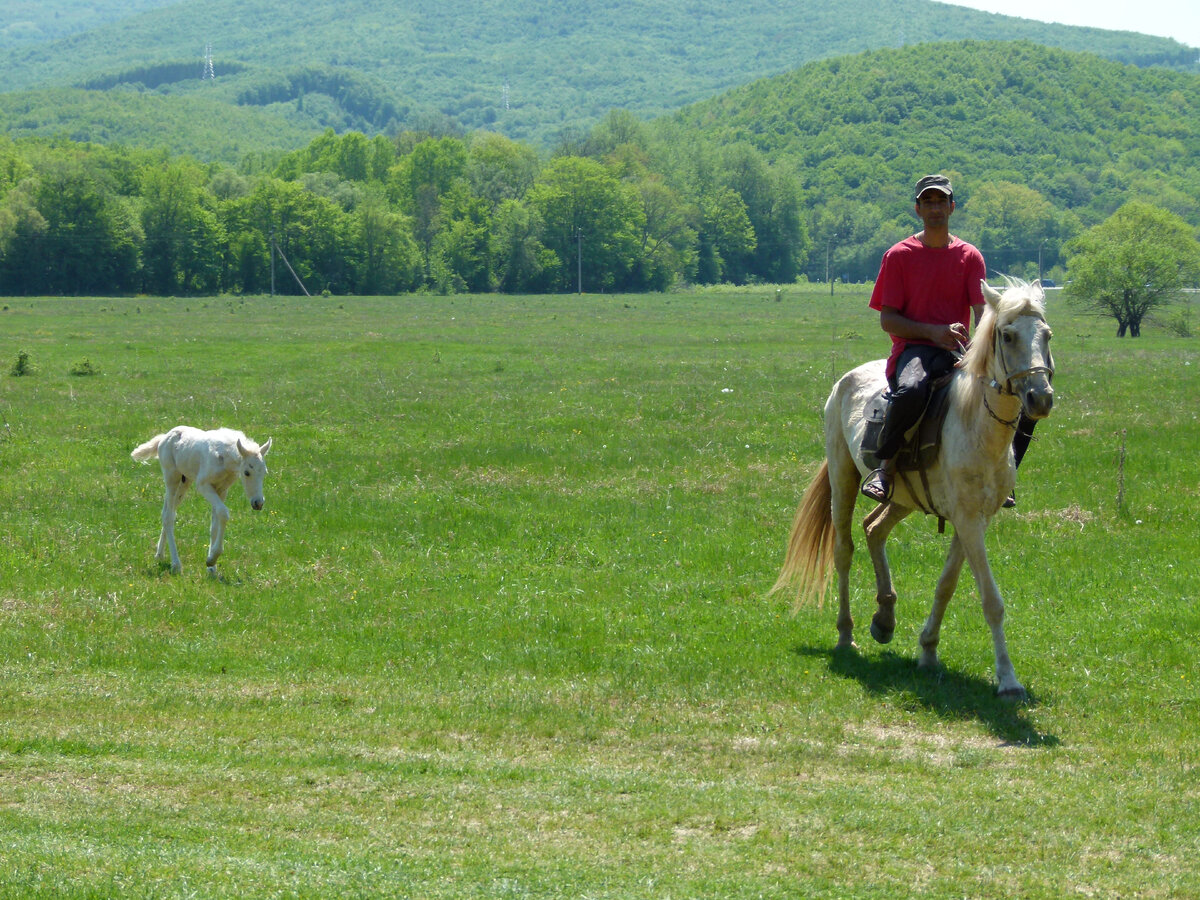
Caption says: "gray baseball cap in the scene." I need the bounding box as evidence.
[914,174,953,199]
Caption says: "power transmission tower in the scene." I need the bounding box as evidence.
[203,43,215,80]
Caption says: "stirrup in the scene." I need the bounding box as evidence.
[860,468,892,503]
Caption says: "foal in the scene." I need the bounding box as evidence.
[132,426,272,574]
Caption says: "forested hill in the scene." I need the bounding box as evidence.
[660,40,1200,280]
[3,41,1200,297]
[1,0,1197,153]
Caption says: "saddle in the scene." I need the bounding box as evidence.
[861,373,955,530]
[860,372,954,472]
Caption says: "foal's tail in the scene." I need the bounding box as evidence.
[770,459,835,609]
[131,433,166,463]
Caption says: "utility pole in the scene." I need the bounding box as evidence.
[826,233,838,296]
[576,227,583,295]
[270,229,276,296]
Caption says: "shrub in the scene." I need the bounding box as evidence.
[10,350,34,376]
[1164,301,1194,338]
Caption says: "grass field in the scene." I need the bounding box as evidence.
[0,286,1197,898]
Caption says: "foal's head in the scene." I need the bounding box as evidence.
[236,437,273,510]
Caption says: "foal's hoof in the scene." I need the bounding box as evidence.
[869,620,894,645]
[997,686,1028,703]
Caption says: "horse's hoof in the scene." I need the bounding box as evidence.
[835,638,859,652]
[997,686,1028,703]
[869,621,894,644]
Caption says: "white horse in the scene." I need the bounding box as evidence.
[131,426,272,574]
[773,279,1054,699]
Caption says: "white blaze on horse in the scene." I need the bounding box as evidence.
[773,279,1054,699]
[131,426,272,575]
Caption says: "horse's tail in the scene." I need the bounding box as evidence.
[770,459,835,609]
[131,434,165,463]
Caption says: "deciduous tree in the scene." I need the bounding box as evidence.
[1065,201,1200,337]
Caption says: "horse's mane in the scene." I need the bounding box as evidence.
[959,277,1047,381]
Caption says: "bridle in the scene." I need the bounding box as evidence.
[982,314,1055,428]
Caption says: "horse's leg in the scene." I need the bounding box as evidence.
[863,502,911,643]
[197,483,231,573]
[158,477,189,573]
[956,519,1026,699]
[918,534,967,670]
[828,446,860,650]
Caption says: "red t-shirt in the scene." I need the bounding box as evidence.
[868,235,986,378]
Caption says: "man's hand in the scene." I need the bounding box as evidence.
[933,321,968,352]
[880,307,969,352]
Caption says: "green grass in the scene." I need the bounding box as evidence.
[0,286,1197,898]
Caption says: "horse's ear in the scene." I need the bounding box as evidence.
[236,438,250,458]
[261,437,272,457]
[981,280,1002,309]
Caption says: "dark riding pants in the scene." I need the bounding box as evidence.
[1013,413,1036,467]
[876,344,959,461]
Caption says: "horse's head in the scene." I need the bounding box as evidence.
[966,279,1055,420]
[236,436,272,511]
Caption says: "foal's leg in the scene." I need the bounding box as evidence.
[956,519,1026,699]
[863,502,911,644]
[158,477,189,573]
[197,483,231,573]
[918,534,967,670]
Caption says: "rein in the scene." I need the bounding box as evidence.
[982,390,1022,429]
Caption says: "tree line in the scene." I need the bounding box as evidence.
[2,100,1198,304]
[0,123,809,296]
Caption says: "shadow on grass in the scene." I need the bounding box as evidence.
[792,644,1060,748]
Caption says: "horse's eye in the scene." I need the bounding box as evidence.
[1003,330,1014,343]
[244,469,252,477]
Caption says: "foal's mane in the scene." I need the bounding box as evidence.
[959,278,1046,381]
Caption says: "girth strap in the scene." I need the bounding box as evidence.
[896,466,947,534]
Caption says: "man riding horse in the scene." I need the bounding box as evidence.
[861,174,1033,505]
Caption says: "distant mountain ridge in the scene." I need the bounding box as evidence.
[0,0,178,48]
[0,0,1196,156]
